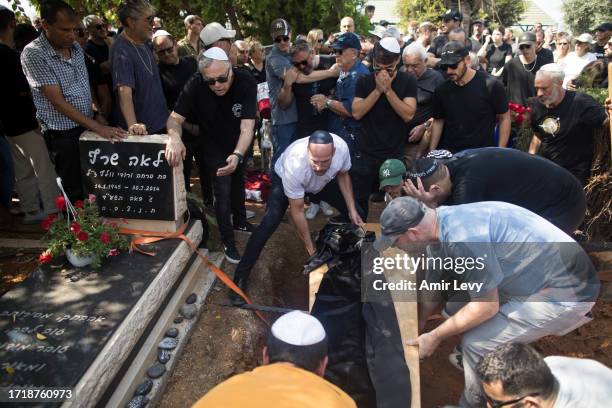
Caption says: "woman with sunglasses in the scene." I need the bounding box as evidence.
[306,28,324,54]
[553,33,571,68]
[561,33,597,89]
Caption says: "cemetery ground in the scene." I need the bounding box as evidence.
[0,184,610,407]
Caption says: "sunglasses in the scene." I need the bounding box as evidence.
[203,69,231,85]
[519,44,532,50]
[94,24,105,30]
[74,28,85,37]
[441,62,459,69]
[292,58,309,67]
[274,35,290,43]
[317,38,324,43]
[155,46,174,55]
[484,393,539,408]
[558,42,569,45]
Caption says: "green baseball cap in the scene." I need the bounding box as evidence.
[379,159,406,190]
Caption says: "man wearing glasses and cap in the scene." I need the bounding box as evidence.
[266,18,339,165]
[429,41,510,152]
[374,196,599,407]
[427,9,463,65]
[167,47,256,264]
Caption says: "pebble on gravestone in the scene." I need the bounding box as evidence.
[158,349,171,364]
[158,337,178,350]
[165,327,178,338]
[186,293,197,304]
[174,316,184,324]
[134,379,153,396]
[126,395,150,408]
[147,363,166,379]
[179,303,197,319]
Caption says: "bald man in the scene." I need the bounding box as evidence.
[340,16,355,33]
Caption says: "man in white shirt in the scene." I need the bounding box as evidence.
[562,33,597,88]
[477,342,612,408]
[230,130,364,303]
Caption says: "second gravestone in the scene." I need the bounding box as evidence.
[79,132,187,232]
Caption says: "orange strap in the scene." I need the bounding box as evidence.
[119,221,270,326]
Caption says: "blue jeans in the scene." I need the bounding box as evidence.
[0,137,15,207]
[271,123,297,167]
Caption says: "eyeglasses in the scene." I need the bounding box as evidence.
[274,35,290,43]
[203,69,231,85]
[155,46,174,55]
[292,58,309,67]
[373,64,396,74]
[484,393,539,408]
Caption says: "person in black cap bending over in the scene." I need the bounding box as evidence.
[404,147,586,233]
[429,41,510,152]
[230,130,363,303]
[351,37,417,220]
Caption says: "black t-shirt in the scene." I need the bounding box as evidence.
[247,61,267,84]
[502,56,548,106]
[432,70,508,152]
[530,91,607,184]
[0,44,38,136]
[84,52,105,88]
[158,57,198,110]
[292,57,337,139]
[174,68,257,166]
[429,34,448,58]
[536,47,554,65]
[592,43,606,60]
[485,43,512,72]
[85,40,109,64]
[355,71,417,159]
[406,68,445,129]
[444,147,585,223]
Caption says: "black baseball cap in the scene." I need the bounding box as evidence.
[518,31,536,47]
[441,9,463,22]
[595,23,612,32]
[270,18,290,39]
[439,41,469,67]
[331,32,361,50]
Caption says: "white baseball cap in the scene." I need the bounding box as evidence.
[575,33,595,44]
[271,311,326,346]
[200,22,236,46]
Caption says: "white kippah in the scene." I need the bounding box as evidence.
[379,37,401,54]
[271,311,326,346]
[152,30,172,39]
[202,47,229,61]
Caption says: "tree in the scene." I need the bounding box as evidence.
[563,0,612,35]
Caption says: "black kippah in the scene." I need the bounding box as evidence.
[308,130,334,145]
[407,157,439,182]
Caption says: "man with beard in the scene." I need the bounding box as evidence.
[429,42,510,152]
[528,64,608,185]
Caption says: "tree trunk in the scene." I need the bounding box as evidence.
[224,1,242,38]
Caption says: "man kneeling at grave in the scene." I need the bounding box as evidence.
[230,130,364,304]
[403,147,586,233]
[192,310,356,407]
[374,197,599,407]
[167,47,256,264]
[476,342,612,407]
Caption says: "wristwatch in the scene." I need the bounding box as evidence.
[325,99,333,109]
[231,151,244,164]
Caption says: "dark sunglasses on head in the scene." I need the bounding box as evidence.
[485,393,539,408]
[155,46,174,55]
[274,35,290,43]
[292,58,309,67]
[203,70,231,85]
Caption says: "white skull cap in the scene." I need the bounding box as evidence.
[271,311,326,346]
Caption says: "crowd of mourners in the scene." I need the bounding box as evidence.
[1,0,611,407]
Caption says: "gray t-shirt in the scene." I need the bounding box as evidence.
[266,46,297,126]
[434,202,599,302]
[546,356,612,408]
[110,35,168,132]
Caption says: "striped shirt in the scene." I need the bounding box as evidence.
[21,33,92,131]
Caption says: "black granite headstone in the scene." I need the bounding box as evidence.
[0,223,195,407]
[79,140,174,220]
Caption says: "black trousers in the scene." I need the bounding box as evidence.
[183,133,214,205]
[350,151,387,221]
[43,126,85,202]
[233,171,351,282]
[210,163,246,248]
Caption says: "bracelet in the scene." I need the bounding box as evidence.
[325,99,333,109]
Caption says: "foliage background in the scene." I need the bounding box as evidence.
[562,0,612,35]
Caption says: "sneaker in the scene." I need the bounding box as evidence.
[305,203,320,220]
[246,209,255,219]
[319,201,334,216]
[448,345,464,372]
[23,211,47,225]
[224,245,241,264]
[234,222,255,234]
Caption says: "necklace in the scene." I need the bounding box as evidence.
[123,32,153,75]
[521,54,538,72]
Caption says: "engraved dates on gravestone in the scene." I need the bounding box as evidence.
[79,133,180,221]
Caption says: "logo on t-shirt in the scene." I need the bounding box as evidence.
[539,116,560,136]
[232,103,242,118]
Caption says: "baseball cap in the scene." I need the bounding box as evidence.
[441,9,463,22]
[369,24,387,39]
[406,157,440,183]
[271,311,326,346]
[270,18,291,39]
[439,41,468,67]
[379,159,407,190]
[595,23,612,32]
[575,33,595,44]
[373,197,428,252]
[518,31,536,47]
[200,22,236,46]
[331,32,361,50]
